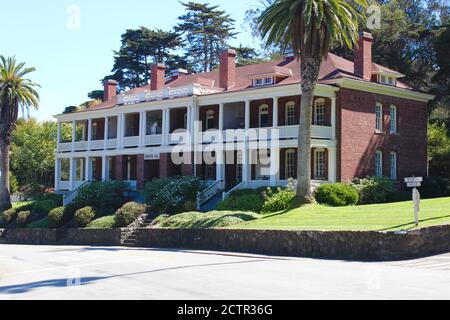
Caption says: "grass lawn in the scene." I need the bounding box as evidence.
[233,197,450,232]
[153,211,261,229]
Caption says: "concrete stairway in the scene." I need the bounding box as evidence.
[122,216,154,247]
[199,193,223,212]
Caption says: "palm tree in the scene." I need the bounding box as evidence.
[258,0,367,203]
[0,56,40,209]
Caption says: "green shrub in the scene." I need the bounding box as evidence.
[0,208,18,227]
[10,173,19,194]
[16,211,32,228]
[217,193,264,213]
[351,177,395,205]
[144,176,205,215]
[420,177,444,199]
[32,200,58,215]
[40,193,64,206]
[75,181,129,215]
[27,217,49,229]
[114,202,146,227]
[315,183,359,207]
[261,188,296,214]
[48,206,66,228]
[74,206,97,228]
[86,216,117,229]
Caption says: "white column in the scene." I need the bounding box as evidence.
[273,97,279,128]
[87,118,92,150]
[245,100,250,130]
[328,148,337,183]
[118,114,125,148]
[216,149,224,182]
[104,116,109,149]
[85,156,92,182]
[101,156,108,181]
[331,97,337,140]
[139,111,146,147]
[69,157,75,191]
[71,120,76,152]
[165,109,171,145]
[219,103,224,132]
[54,158,61,191]
[242,149,250,186]
[270,147,280,186]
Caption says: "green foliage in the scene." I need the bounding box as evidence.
[351,177,396,205]
[40,193,63,206]
[314,183,359,207]
[16,211,32,228]
[11,118,56,190]
[48,207,66,228]
[27,217,49,229]
[154,211,260,229]
[74,181,129,215]
[217,191,264,213]
[114,202,146,227]
[86,216,117,229]
[420,178,445,199]
[32,200,58,215]
[261,187,296,214]
[9,173,18,194]
[144,176,205,215]
[74,206,97,228]
[0,208,18,227]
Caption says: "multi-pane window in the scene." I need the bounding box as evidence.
[314,150,325,180]
[314,99,326,126]
[264,77,273,85]
[286,149,296,179]
[375,103,383,132]
[286,101,296,126]
[75,158,85,181]
[255,78,263,86]
[375,150,383,177]
[390,105,397,134]
[259,104,270,127]
[206,110,215,130]
[390,152,397,180]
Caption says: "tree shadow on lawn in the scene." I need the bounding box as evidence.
[0,259,270,295]
[376,214,450,232]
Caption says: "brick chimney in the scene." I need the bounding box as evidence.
[354,32,373,81]
[103,79,117,102]
[220,49,237,90]
[151,63,166,91]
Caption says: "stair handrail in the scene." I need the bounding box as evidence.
[196,180,224,210]
[63,181,91,206]
[222,181,246,201]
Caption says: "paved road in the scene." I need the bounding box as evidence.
[0,245,449,300]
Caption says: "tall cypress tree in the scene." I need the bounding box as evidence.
[176,2,237,72]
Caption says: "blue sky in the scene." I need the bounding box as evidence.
[0,0,261,121]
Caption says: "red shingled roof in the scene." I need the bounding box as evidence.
[87,53,408,111]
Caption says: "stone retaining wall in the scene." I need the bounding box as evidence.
[135,225,450,261]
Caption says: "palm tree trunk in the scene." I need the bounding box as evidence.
[296,56,321,204]
[0,140,11,209]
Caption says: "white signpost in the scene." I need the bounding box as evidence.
[405,177,423,226]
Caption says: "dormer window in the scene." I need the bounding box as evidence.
[255,78,264,86]
[253,77,275,87]
[264,77,273,85]
[377,74,397,86]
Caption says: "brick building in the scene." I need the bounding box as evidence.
[54,33,433,197]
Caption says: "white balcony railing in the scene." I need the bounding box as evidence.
[279,125,333,140]
[90,140,105,150]
[123,136,140,148]
[106,139,118,149]
[58,181,70,191]
[74,141,88,151]
[145,134,163,146]
[59,142,72,152]
[169,132,189,145]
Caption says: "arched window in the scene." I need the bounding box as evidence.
[285,101,296,126]
[285,149,296,179]
[390,105,397,134]
[206,110,215,130]
[390,151,397,180]
[375,103,383,132]
[375,150,383,177]
[314,99,326,126]
[314,149,326,180]
[259,104,269,128]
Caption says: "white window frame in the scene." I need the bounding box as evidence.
[375,103,383,133]
[264,77,273,85]
[314,99,326,126]
[259,104,269,128]
[206,110,215,130]
[285,149,296,179]
[285,101,296,126]
[375,150,383,177]
[314,149,326,180]
[390,151,397,180]
[390,105,397,134]
[254,78,264,87]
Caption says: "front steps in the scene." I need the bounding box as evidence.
[122,216,154,247]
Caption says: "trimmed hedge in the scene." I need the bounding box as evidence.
[261,189,296,214]
[74,207,97,228]
[48,207,66,228]
[351,177,395,205]
[16,211,32,228]
[114,202,146,227]
[315,183,359,207]
[32,200,58,215]
[0,208,18,227]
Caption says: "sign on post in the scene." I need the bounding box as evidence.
[405,177,422,226]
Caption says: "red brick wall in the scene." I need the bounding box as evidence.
[220,49,237,89]
[277,96,331,126]
[159,153,169,178]
[337,88,428,183]
[151,64,165,91]
[250,99,273,128]
[137,155,145,189]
